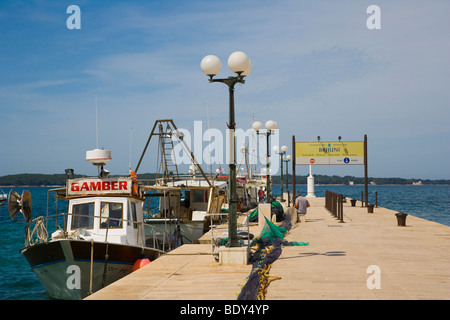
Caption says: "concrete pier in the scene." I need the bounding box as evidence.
[85,197,450,300]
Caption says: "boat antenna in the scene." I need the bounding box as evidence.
[95,94,99,149]
[86,93,111,178]
[206,101,212,175]
[251,112,255,179]
[129,127,133,173]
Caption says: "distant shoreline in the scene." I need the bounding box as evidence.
[0,185,64,188]
[1,184,449,187]
[1,172,449,187]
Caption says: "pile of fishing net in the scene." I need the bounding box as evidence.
[217,201,286,247]
[248,200,285,223]
[237,213,309,300]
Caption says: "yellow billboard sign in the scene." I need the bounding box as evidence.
[295,141,365,165]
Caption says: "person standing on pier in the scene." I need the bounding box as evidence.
[294,193,310,222]
[258,189,265,203]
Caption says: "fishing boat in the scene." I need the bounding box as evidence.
[240,173,267,206]
[8,149,166,300]
[142,177,227,246]
[135,119,228,246]
[236,143,270,209]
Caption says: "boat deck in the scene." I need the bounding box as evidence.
[85,197,450,300]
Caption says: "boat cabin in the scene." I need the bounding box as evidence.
[144,179,227,221]
[141,179,227,245]
[52,177,146,247]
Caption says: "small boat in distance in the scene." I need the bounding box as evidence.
[0,189,6,206]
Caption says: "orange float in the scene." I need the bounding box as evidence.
[133,254,151,271]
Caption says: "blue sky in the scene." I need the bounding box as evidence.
[0,0,449,179]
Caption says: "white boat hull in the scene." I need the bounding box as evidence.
[21,239,163,300]
[144,219,206,245]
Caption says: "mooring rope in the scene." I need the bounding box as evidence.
[29,217,48,245]
[88,239,94,296]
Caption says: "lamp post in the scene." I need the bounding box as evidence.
[253,120,278,203]
[201,51,252,248]
[283,154,291,203]
[273,145,288,201]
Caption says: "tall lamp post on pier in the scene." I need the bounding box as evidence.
[252,120,278,203]
[283,154,291,204]
[201,51,252,247]
[273,145,288,202]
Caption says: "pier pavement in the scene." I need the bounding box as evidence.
[86,197,450,300]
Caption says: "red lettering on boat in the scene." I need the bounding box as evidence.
[90,182,101,191]
[119,181,127,190]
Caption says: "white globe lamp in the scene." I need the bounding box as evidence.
[201,55,222,77]
[228,51,250,75]
[265,120,278,131]
[252,121,263,132]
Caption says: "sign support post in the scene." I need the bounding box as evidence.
[292,135,296,201]
[364,134,368,207]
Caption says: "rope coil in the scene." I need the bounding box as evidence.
[29,217,49,245]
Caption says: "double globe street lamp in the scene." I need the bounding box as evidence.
[273,145,288,202]
[201,51,252,248]
[283,154,291,202]
[252,120,278,204]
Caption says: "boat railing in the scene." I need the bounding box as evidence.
[143,207,159,218]
[138,174,219,187]
[24,213,173,252]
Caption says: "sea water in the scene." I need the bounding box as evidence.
[0,185,449,300]
[279,184,450,227]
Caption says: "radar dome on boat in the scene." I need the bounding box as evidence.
[86,148,111,165]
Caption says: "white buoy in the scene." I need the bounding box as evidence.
[306,165,316,198]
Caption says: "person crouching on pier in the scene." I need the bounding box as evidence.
[294,193,310,222]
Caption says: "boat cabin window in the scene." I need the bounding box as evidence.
[181,190,190,208]
[100,202,123,228]
[193,189,206,203]
[129,202,137,228]
[71,202,94,229]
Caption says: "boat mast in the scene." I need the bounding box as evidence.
[135,119,213,188]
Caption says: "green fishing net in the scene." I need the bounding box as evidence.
[258,217,287,242]
[248,207,259,222]
[253,216,309,247]
[271,200,284,212]
[248,200,283,222]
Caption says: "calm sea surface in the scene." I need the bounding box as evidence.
[0,184,449,300]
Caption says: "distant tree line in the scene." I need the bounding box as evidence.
[0,173,448,186]
[0,174,85,186]
[0,173,161,186]
[272,174,450,185]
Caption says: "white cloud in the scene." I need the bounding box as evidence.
[1,0,449,178]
